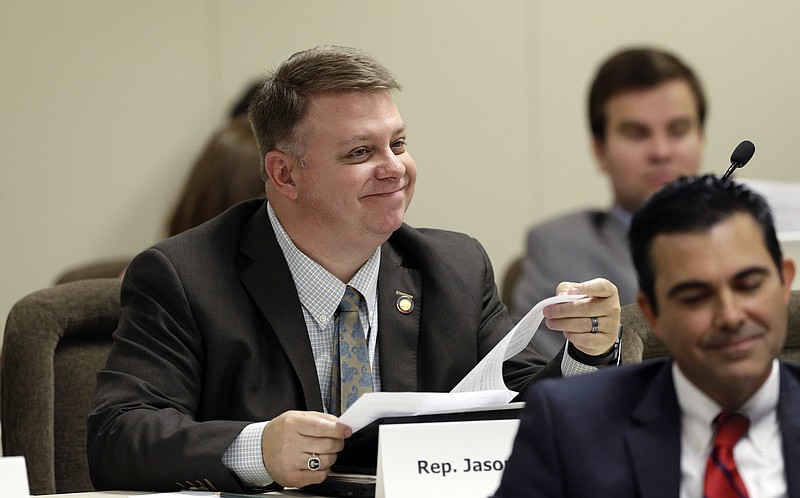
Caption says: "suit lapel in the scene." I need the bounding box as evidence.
[238,204,323,411]
[376,240,421,392]
[597,211,640,304]
[625,361,682,498]
[778,362,800,492]
[599,210,632,265]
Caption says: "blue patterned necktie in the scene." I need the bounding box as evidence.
[704,411,750,498]
[329,286,374,416]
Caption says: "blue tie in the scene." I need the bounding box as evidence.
[328,286,373,416]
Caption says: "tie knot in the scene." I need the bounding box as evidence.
[338,286,364,313]
[712,411,750,449]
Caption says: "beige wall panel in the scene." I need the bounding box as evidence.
[1,1,214,331]
[2,0,799,342]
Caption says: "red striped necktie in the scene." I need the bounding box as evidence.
[704,411,750,498]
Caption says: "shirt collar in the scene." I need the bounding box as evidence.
[674,359,780,454]
[266,202,380,327]
[610,204,634,227]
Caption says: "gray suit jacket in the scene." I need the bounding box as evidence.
[512,209,637,357]
[87,199,561,492]
[494,359,800,498]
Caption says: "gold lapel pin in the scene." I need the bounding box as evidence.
[395,291,414,314]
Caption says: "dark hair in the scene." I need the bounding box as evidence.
[248,45,401,179]
[229,80,265,118]
[629,174,782,313]
[588,47,706,140]
[166,115,264,236]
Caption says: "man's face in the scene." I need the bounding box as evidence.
[594,79,704,212]
[638,213,795,408]
[290,91,416,250]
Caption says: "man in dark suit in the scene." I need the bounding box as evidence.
[494,175,800,497]
[512,47,706,358]
[87,45,623,493]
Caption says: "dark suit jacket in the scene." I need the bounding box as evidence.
[87,199,561,492]
[513,209,638,358]
[493,359,800,498]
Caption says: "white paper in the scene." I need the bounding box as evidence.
[740,177,800,233]
[0,456,30,498]
[338,390,516,433]
[450,293,584,392]
[338,293,585,432]
[377,419,520,498]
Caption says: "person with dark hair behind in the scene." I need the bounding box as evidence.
[494,175,800,497]
[54,82,266,286]
[228,79,265,119]
[165,115,264,236]
[512,47,707,358]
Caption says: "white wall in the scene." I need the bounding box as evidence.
[2,1,799,343]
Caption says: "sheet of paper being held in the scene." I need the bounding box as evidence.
[337,293,585,432]
[449,293,585,393]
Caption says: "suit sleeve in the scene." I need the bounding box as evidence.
[465,236,562,393]
[511,225,567,323]
[87,248,250,492]
[492,382,566,498]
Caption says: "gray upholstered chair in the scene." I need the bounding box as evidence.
[1,278,121,495]
[54,257,130,284]
[619,289,800,362]
[500,255,524,317]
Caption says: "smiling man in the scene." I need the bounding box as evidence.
[494,175,800,497]
[87,45,623,494]
[512,47,706,358]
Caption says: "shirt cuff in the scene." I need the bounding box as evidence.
[222,421,274,487]
[561,324,623,376]
[561,345,600,377]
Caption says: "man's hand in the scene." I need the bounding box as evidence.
[542,278,620,356]
[262,410,352,488]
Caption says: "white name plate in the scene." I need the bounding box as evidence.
[376,419,519,498]
[0,456,31,497]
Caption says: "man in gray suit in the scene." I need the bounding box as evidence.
[87,46,622,493]
[512,47,706,357]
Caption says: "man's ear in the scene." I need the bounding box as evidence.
[592,137,609,172]
[781,257,796,303]
[265,151,298,201]
[636,290,661,339]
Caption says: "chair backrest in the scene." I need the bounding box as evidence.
[501,255,524,316]
[1,278,121,495]
[54,257,130,284]
[620,289,800,362]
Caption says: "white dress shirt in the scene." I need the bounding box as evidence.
[675,359,786,498]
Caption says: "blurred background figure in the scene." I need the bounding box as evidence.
[165,78,265,237]
[55,81,265,283]
[228,80,263,119]
[165,114,263,237]
[511,47,707,357]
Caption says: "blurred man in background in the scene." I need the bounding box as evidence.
[512,47,706,357]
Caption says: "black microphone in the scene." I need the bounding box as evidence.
[721,140,755,181]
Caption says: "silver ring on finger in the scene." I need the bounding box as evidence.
[590,316,600,334]
[307,453,321,471]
